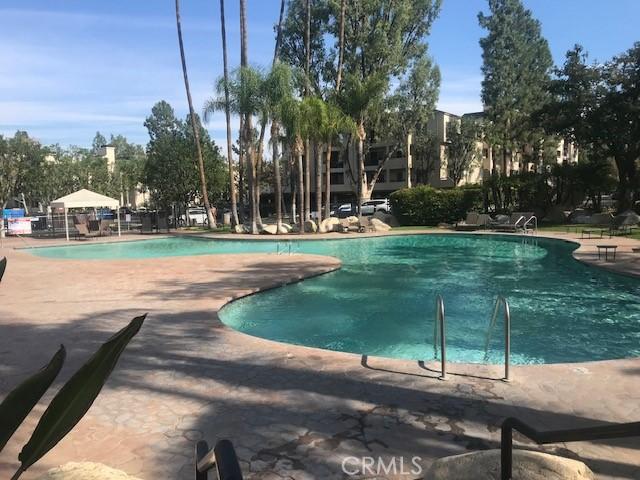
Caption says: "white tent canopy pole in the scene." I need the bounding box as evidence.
[50,189,121,241]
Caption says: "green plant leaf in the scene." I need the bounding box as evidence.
[18,314,146,470]
[0,257,6,283]
[0,346,66,453]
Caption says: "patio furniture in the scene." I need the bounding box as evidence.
[491,212,532,232]
[99,220,113,236]
[195,439,243,480]
[596,244,618,261]
[141,216,153,234]
[456,212,491,231]
[581,229,603,239]
[75,223,99,240]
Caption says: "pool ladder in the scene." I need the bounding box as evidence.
[432,295,511,381]
[276,240,294,255]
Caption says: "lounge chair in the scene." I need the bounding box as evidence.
[358,216,375,233]
[75,223,99,240]
[141,216,153,234]
[491,212,531,232]
[455,212,491,231]
[99,220,112,236]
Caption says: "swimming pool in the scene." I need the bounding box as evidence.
[31,234,640,364]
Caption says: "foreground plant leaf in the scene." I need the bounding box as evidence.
[0,346,66,453]
[0,257,6,283]
[17,314,146,472]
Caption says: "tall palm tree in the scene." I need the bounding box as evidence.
[175,0,215,228]
[303,0,312,224]
[239,0,258,234]
[219,0,239,228]
[280,97,305,232]
[325,0,346,218]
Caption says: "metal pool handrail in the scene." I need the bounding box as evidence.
[524,215,538,234]
[433,294,447,380]
[483,296,511,381]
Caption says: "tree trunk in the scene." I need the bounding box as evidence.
[272,121,283,231]
[304,139,311,222]
[324,0,346,219]
[219,0,239,228]
[239,0,257,234]
[324,147,332,218]
[175,0,214,229]
[315,141,322,225]
[357,120,366,220]
[297,148,305,232]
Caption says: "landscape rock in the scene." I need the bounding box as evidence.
[304,219,318,233]
[319,217,341,233]
[372,211,400,227]
[370,218,392,232]
[261,224,278,234]
[426,449,594,480]
[233,224,244,234]
[37,462,142,480]
[345,216,359,225]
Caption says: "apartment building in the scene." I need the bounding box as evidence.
[286,109,579,206]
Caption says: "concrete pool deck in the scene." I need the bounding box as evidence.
[0,230,639,479]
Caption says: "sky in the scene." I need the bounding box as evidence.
[1,0,639,149]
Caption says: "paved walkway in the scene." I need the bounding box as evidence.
[0,230,639,479]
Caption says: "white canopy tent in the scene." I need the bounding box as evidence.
[50,189,121,241]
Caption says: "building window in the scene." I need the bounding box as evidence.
[330,150,342,168]
[330,172,344,185]
[365,146,386,166]
[389,169,405,182]
[376,171,386,183]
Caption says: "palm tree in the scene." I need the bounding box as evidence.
[218,0,239,228]
[280,97,305,232]
[325,0,346,218]
[175,0,215,228]
[262,63,295,232]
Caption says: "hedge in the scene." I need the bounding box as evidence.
[390,185,482,226]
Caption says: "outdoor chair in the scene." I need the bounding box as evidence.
[75,223,99,240]
[455,212,490,231]
[99,220,112,236]
[492,212,532,232]
[141,216,153,234]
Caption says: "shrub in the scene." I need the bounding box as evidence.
[390,185,482,226]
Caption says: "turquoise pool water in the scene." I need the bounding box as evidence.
[31,235,640,364]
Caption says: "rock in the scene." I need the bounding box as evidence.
[619,209,640,225]
[280,223,293,233]
[372,211,400,227]
[345,216,359,225]
[543,205,567,224]
[261,224,278,234]
[370,218,392,232]
[319,217,341,233]
[304,219,318,233]
[37,462,143,480]
[426,449,594,480]
[233,224,244,234]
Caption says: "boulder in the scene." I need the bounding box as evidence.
[280,223,293,233]
[619,209,640,225]
[426,449,594,480]
[37,462,142,480]
[233,224,244,234]
[304,219,318,233]
[345,216,359,225]
[261,224,278,234]
[370,218,392,232]
[543,205,567,224]
[319,217,341,233]
[372,211,400,227]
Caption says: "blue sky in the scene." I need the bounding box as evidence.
[1,0,639,149]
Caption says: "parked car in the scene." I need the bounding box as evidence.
[180,207,208,226]
[360,199,390,215]
[330,203,356,218]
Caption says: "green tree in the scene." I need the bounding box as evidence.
[175,0,216,227]
[478,0,553,174]
[91,132,107,154]
[446,117,480,186]
[0,132,47,210]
